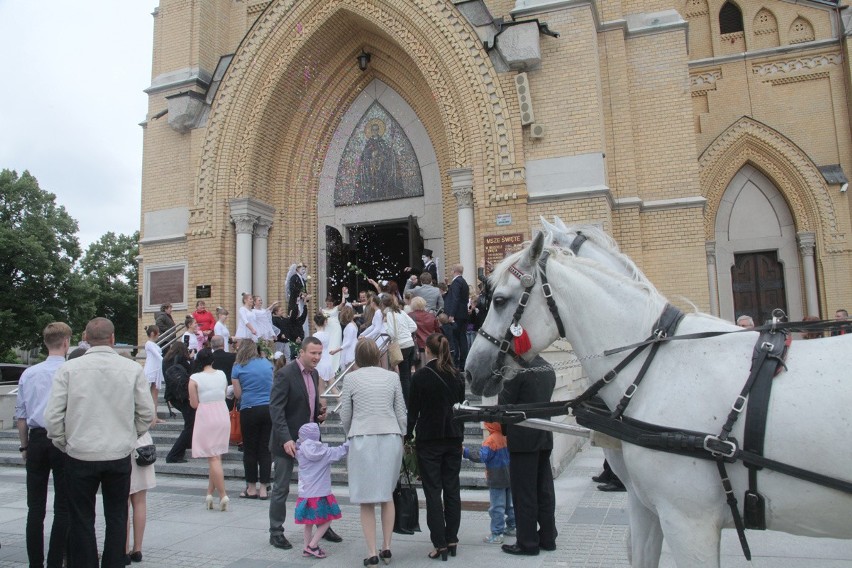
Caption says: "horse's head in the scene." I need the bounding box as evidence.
[465,231,564,395]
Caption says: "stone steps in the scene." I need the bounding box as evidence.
[1,398,492,487]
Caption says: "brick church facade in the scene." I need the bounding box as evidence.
[138,0,852,340]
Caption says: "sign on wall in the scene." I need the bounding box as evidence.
[483,233,525,265]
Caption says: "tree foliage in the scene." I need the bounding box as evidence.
[79,231,139,344]
[0,169,81,356]
[0,169,140,360]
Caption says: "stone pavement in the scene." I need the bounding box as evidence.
[0,444,851,567]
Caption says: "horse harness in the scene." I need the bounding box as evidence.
[462,233,852,561]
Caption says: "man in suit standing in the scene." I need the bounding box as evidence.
[443,264,470,369]
[268,337,342,550]
[498,356,557,556]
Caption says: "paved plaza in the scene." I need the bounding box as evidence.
[0,445,850,567]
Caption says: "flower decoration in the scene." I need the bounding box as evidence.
[347,263,369,279]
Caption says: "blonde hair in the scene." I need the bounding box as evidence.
[43,322,72,350]
[355,337,381,367]
[410,296,427,311]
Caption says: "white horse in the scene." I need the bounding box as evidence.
[465,222,852,567]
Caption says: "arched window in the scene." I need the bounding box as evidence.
[719,2,744,34]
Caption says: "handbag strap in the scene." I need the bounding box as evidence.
[424,365,457,397]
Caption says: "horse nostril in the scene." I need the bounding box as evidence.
[463,370,472,384]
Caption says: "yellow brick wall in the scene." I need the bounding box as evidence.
[139,0,852,343]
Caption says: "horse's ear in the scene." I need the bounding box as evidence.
[525,231,545,266]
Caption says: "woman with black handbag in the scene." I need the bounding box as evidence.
[406,333,466,560]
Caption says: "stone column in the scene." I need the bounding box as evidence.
[448,168,476,281]
[797,231,819,317]
[231,214,256,310]
[253,220,272,304]
[705,242,719,316]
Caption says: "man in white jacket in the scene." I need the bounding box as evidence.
[45,317,155,568]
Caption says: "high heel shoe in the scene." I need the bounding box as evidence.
[363,555,379,566]
[427,548,448,561]
[447,543,457,557]
[219,495,230,512]
[379,549,392,564]
[205,494,214,510]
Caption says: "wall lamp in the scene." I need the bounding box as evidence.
[357,50,372,71]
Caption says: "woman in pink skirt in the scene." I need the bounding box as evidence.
[189,348,231,511]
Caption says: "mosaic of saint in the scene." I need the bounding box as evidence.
[334,103,423,206]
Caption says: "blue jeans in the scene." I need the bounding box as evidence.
[489,487,516,535]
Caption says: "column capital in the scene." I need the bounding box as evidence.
[705,241,716,265]
[231,214,257,234]
[797,231,816,256]
[448,167,474,209]
[254,220,272,239]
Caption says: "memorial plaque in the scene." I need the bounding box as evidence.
[483,233,525,265]
[149,267,185,306]
[196,285,211,299]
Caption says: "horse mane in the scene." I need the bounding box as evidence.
[490,220,655,294]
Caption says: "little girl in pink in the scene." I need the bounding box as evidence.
[295,422,349,559]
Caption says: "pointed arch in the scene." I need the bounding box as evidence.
[752,8,779,49]
[789,16,815,44]
[699,117,839,248]
[192,0,517,239]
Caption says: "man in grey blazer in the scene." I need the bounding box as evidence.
[268,337,342,549]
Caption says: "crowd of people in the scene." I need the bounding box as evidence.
[11,255,558,566]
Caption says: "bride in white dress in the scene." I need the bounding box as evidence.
[321,287,348,376]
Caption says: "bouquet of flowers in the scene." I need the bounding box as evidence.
[347,262,369,279]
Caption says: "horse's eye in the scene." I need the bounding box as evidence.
[492,296,507,308]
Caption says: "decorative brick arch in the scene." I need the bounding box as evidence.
[192,0,517,238]
[699,116,840,249]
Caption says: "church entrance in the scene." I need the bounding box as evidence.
[731,250,787,325]
[325,217,423,301]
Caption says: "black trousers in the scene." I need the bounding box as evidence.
[166,399,195,461]
[416,441,462,549]
[239,405,272,484]
[398,346,415,405]
[509,450,557,552]
[65,455,131,568]
[26,428,68,568]
[451,321,469,369]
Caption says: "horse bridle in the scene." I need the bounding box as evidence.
[477,232,586,374]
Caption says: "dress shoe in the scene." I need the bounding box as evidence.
[591,471,612,483]
[597,481,626,492]
[501,544,539,556]
[322,527,343,542]
[540,543,557,552]
[269,533,293,549]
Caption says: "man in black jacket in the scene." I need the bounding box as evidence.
[497,356,557,556]
[443,264,470,369]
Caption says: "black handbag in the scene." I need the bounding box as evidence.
[392,463,421,535]
[135,444,157,466]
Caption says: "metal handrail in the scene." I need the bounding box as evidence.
[324,333,392,413]
[156,323,186,352]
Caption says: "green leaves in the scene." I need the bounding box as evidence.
[0,169,139,360]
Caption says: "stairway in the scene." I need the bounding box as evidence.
[0,394,490,488]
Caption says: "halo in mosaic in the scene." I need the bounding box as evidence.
[334,102,423,206]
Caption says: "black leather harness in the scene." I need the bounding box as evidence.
[459,234,852,561]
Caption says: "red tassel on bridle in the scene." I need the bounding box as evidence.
[514,328,532,355]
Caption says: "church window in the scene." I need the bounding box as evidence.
[719,2,744,35]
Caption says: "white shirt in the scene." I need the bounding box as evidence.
[214,321,230,352]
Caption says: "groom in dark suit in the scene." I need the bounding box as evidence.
[268,337,342,549]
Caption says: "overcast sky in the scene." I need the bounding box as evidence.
[0,1,159,249]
